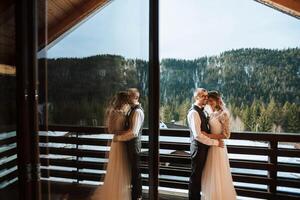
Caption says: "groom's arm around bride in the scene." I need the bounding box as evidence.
[114,88,144,200]
[188,88,223,200]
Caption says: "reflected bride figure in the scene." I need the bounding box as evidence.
[201,91,237,200]
[91,91,131,200]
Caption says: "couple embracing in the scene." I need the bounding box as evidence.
[188,88,236,200]
[92,87,236,200]
[92,88,144,200]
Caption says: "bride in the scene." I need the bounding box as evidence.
[201,91,237,200]
[91,91,131,200]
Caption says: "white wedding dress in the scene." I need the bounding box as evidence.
[201,110,237,200]
[91,111,131,200]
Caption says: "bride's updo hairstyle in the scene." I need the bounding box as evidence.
[108,91,129,111]
[208,90,223,111]
[105,91,129,133]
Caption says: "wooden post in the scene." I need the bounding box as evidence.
[38,0,50,199]
[269,139,278,198]
[16,0,41,199]
[149,0,159,199]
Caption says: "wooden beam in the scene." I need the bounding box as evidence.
[256,0,300,19]
[45,0,111,48]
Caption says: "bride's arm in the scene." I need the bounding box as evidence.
[115,130,128,135]
[220,112,231,139]
[202,131,226,139]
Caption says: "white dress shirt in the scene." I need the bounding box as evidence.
[187,105,219,146]
[115,108,144,141]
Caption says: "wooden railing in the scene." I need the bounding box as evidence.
[0,130,18,188]
[38,125,300,199]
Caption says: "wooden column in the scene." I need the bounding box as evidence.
[16,0,41,199]
[38,0,50,199]
[149,0,159,199]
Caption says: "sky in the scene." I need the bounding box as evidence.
[47,0,300,60]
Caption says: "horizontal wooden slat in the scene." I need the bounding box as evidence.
[159,177,271,196]
[145,141,188,151]
[0,169,18,183]
[233,173,272,185]
[230,159,273,170]
[159,166,190,177]
[235,187,272,199]
[0,147,17,158]
[158,166,272,185]
[277,149,300,157]
[40,147,107,158]
[228,146,271,155]
[159,129,189,138]
[276,192,300,200]
[277,177,300,189]
[159,154,190,165]
[0,158,17,171]
[41,125,106,134]
[0,136,16,146]
[277,163,300,173]
[40,158,105,170]
[41,168,104,182]
[159,179,188,189]
[39,135,110,146]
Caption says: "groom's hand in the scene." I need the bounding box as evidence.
[218,139,224,148]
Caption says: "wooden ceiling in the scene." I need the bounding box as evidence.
[0,0,299,68]
[45,0,111,48]
[0,0,110,67]
[0,0,15,66]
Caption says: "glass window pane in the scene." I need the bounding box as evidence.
[159,0,300,198]
[39,0,150,199]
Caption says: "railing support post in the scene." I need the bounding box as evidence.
[269,139,278,197]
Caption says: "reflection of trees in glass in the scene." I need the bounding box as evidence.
[46,55,148,126]
[46,48,300,133]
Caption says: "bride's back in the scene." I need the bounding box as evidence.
[107,110,126,134]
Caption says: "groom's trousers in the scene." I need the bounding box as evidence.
[126,138,142,200]
[189,140,209,200]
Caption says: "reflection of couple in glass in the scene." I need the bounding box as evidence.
[93,87,236,200]
[92,88,144,200]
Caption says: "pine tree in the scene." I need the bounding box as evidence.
[160,104,173,123]
[241,106,252,131]
[178,99,192,125]
[258,105,273,132]
[283,102,300,133]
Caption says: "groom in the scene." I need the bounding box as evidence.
[115,88,144,200]
[187,88,224,200]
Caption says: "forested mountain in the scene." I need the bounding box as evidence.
[160,48,299,105]
[45,48,300,133]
